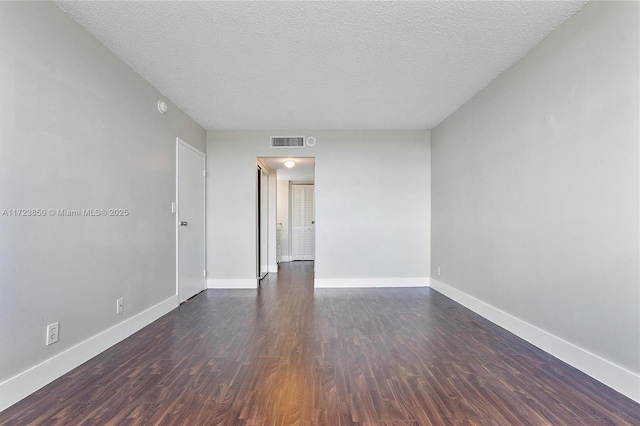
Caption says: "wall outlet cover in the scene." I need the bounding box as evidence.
[46,322,59,345]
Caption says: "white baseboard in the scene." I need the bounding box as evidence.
[207,278,257,289]
[0,295,178,412]
[429,278,640,403]
[268,265,278,273]
[314,277,429,288]
[280,256,291,262]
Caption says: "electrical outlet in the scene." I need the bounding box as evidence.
[437,266,441,276]
[46,322,59,345]
[116,298,124,314]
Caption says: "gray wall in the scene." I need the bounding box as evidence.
[431,0,639,375]
[207,131,430,286]
[0,1,205,384]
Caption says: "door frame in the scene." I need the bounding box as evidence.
[175,137,206,301]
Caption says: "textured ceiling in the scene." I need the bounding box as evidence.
[56,1,587,131]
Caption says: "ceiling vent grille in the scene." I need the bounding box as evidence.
[270,136,305,148]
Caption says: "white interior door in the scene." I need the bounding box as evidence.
[291,184,315,261]
[177,138,206,302]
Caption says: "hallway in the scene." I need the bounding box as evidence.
[2,262,638,424]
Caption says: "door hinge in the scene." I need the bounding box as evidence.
[203,170,207,177]
[203,269,207,277]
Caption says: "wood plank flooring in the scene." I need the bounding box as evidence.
[2,261,639,425]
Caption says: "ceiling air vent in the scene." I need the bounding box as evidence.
[270,136,305,148]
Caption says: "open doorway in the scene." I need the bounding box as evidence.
[256,157,315,280]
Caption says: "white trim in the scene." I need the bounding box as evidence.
[280,256,292,262]
[429,278,640,403]
[314,277,429,288]
[256,158,272,174]
[207,279,257,289]
[268,265,278,273]
[0,295,178,412]
[177,137,205,157]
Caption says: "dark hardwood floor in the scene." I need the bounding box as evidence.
[2,261,639,425]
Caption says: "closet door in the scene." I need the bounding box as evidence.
[291,184,315,261]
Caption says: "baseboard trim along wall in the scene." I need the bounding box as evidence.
[268,265,278,273]
[429,279,640,403]
[314,277,429,288]
[0,295,179,412]
[207,279,257,289]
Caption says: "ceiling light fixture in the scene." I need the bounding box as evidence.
[284,160,295,168]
